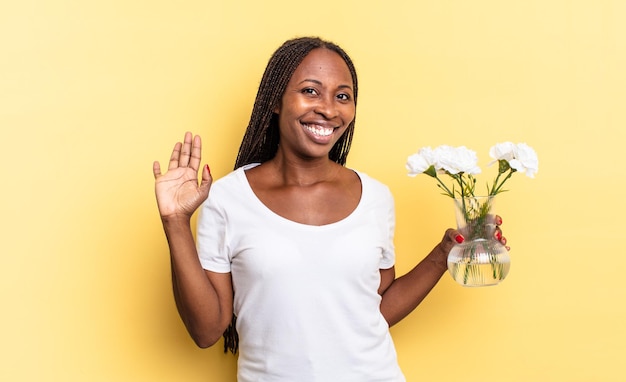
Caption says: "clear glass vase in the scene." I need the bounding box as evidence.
[447,196,511,287]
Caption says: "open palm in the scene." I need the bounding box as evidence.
[153,132,212,219]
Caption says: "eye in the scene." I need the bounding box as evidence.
[337,93,351,101]
[301,87,318,95]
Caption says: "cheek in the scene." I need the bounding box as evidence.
[276,110,299,137]
[342,105,356,124]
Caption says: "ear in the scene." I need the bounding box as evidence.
[272,102,280,114]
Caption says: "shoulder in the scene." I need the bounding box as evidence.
[353,170,393,199]
[211,164,259,193]
[204,166,255,212]
[201,165,258,219]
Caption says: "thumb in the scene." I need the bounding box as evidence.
[153,161,162,179]
[447,228,464,244]
[440,228,463,255]
[199,164,213,193]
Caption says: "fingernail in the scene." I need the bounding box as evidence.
[496,216,503,225]
[206,164,211,174]
[455,234,464,244]
[495,230,502,241]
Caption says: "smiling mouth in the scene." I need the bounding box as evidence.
[303,123,335,137]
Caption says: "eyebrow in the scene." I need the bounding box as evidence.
[298,79,353,91]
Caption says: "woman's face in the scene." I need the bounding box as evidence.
[274,48,356,161]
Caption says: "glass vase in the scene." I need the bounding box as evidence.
[447,196,511,287]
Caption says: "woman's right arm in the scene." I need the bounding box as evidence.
[153,132,233,348]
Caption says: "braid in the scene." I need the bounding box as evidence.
[224,37,359,354]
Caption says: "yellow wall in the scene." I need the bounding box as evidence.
[2,1,624,381]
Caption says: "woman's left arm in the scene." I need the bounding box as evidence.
[379,221,507,326]
[378,229,458,327]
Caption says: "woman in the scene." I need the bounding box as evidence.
[153,37,506,381]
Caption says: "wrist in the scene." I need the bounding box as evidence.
[427,242,449,272]
[161,214,192,228]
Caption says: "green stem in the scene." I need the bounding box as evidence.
[490,169,515,196]
[458,174,470,223]
[489,171,503,195]
[434,175,455,198]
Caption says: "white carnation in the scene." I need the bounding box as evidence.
[406,147,438,176]
[489,142,516,164]
[510,143,539,178]
[434,145,481,175]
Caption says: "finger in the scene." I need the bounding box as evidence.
[153,161,162,179]
[495,215,503,226]
[188,134,202,171]
[454,233,465,244]
[179,132,193,167]
[199,164,213,193]
[168,142,183,170]
[494,226,503,241]
[484,214,499,226]
[445,228,463,246]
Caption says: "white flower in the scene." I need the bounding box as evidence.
[489,142,539,178]
[434,145,481,175]
[406,141,537,199]
[509,143,539,178]
[406,147,438,176]
[489,142,517,164]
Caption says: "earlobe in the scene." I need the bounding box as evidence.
[272,101,281,114]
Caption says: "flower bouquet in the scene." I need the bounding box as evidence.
[406,142,538,286]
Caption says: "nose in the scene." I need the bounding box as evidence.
[314,95,339,119]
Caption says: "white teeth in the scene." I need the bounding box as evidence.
[304,124,334,137]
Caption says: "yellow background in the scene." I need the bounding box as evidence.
[2,1,624,381]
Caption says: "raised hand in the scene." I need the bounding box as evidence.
[153,132,212,219]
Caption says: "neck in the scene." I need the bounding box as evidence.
[266,154,340,187]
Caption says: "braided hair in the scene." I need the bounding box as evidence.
[234,36,359,169]
[223,37,360,354]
